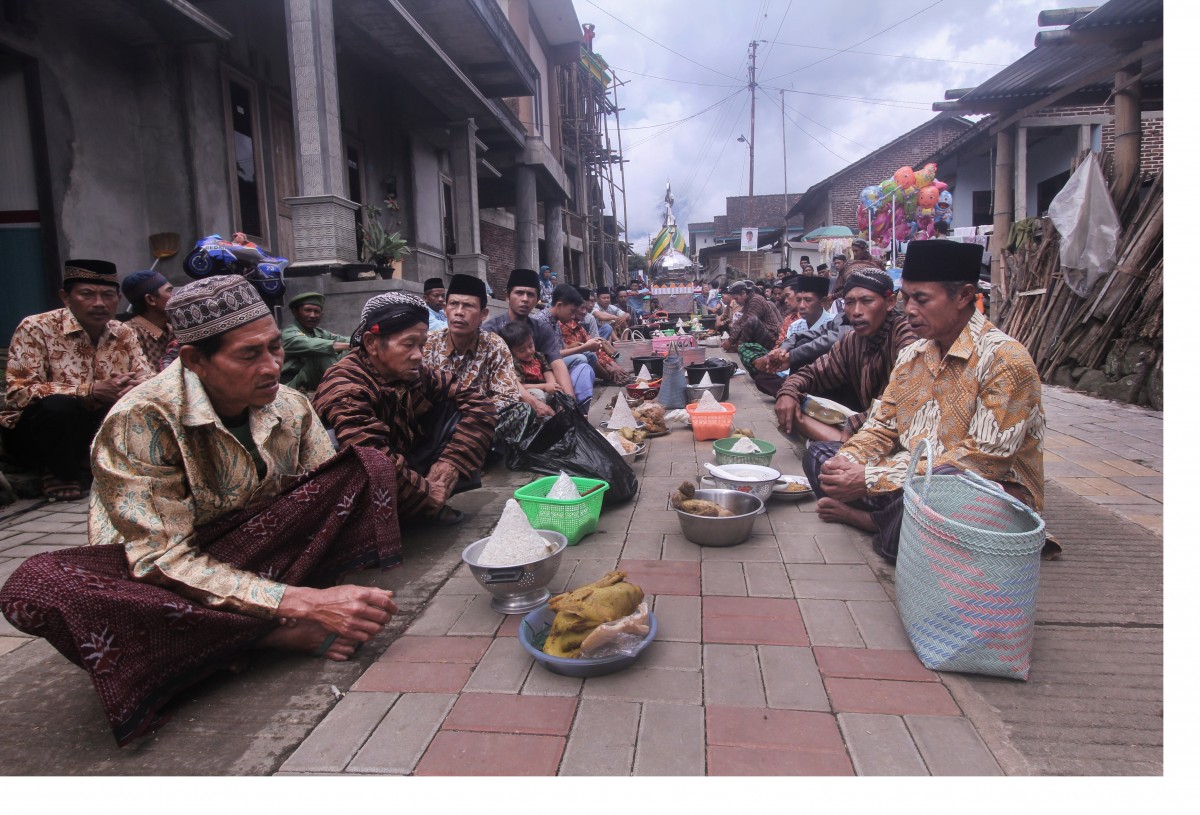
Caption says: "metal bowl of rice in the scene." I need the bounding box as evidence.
[461,530,569,614]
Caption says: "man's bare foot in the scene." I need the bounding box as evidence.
[259,620,358,661]
[816,497,877,533]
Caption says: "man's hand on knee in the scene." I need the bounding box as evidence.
[774,395,803,434]
[818,456,867,502]
[276,585,397,642]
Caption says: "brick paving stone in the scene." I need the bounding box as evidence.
[0,558,21,583]
[798,600,865,648]
[446,595,505,636]
[618,558,701,595]
[619,532,663,560]
[742,562,793,597]
[496,615,522,637]
[435,576,491,595]
[905,715,1002,775]
[521,665,583,697]
[707,744,854,775]
[785,563,876,582]
[0,543,78,558]
[279,691,398,773]
[825,678,960,716]
[703,643,765,707]
[559,698,640,776]
[581,664,702,704]
[0,636,30,656]
[378,635,491,664]
[700,561,747,596]
[652,594,701,642]
[402,595,474,636]
[704,596,802,618]
[813,647,939,683]
[792,579,887,602]
[813,534,867,564]
[702,615,809,647]
[462,637,532,693]
[561,539,624,561]
[846,601,912,650]
[3,520,81,534]
[414,731,565,775]
[776,533,824,563]
[0,532,47,549]
[11,531,87,547]
[838,712,929,776]
[352,661,473,694]
[346,692,456,774]
[758,645,828,711]
[660,533,702,562]
[443,693,577,736]
[706,705,845,752]
[633,701,706,776]
[699,540,782,562]
[636,640,701,671]
[566,557,622,587]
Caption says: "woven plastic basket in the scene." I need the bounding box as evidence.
[613,337,652,368]
[685,402,736,441]
[712,437,777,467]
[896,440,1045,680]
[652,334,696,354]
[513,476,609,545]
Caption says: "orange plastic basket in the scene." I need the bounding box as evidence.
[685,402,737,441]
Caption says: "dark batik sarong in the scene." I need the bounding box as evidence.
[0,445,402,745]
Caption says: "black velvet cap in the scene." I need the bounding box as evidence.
[507,268,540,291]
[902,240,984,283]
[447,273,487,305]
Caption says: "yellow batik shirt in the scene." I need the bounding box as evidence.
[838,311,1045,511]
[89,361,336,618]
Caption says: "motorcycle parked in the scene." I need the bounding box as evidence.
[182,234,287,298]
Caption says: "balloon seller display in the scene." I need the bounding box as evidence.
[856,163,954,247]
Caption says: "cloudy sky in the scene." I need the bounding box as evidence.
[578,0,1048,252]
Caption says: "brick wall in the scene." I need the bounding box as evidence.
[723,193,802,233]
[1099,112,1164,183]
[480,219,517,295]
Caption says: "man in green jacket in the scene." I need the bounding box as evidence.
[281,292,350,390]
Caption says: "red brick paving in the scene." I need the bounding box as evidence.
[702,595,809,646]
[442,693,577,736]
[378,635,491,664]
[813,647,939,682]
[706,706,844,752]
[495,615,522,637]
[618,558,701,595]
[414,731,565,775]
[704,596,800,619]
[351,661,473,693]
[708,745,855,776]
[825,677,961,716]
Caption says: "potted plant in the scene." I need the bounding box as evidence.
[360,197,411,279]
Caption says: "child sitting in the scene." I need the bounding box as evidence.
[498,320,562,406]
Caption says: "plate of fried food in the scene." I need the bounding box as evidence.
[771,474,814,501]
[633,402,670,437]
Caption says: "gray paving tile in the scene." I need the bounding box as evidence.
[582,664,702,704]
[661,533,702,561]
[634,702,706,776]
[814,533,867,564]
[346,692,456,774]
[699,540,781,562]
[798,600,865,648]
[759,645,828,711]
[280,691,398,773]
[462,637,532,693]
[703,643,765,707]
[620,532,662,560]
[785,563,876,582]
[403,595,474,636]
[792,579,887,601]
[636,640,701,671]
[0,636,32,656]
[446,595,504,636]
[653,594,700,642]
[905,715,1002,775]
[521,665,583,697]
[743,562,793,597]
[847,601,912,650]
[776,533,824,563]
[701,561,747,596]
[560,699,640,776]
[839,713,929,775]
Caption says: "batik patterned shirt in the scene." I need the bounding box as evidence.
[838,311,1045,510]
[1,308,151,429]
[313,350,496,515]
[89,362,336,618]
[127,315,174,372]
[423,328,523,412]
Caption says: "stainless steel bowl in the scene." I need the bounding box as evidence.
[703,463,782,503]
[673,488,764,546]
[461,530,568,614]
[686,383,727,402]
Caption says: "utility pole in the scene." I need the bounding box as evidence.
[748,40,758,225]
[780,88,788,268]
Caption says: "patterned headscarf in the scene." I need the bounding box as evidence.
[351,291,429,347]
[843,268,894,298]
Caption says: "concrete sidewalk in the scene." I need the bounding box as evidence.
[0,373,1162,775]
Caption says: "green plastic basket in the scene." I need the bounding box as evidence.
[513,476,609,545]
[712,437,777,467]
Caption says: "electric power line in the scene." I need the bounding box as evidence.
[605,65,741,89]
[766,90,850,162]
[763,40,1008,67]
[620,89,745,131]
[777,94,872,150]
[755,0,795,79]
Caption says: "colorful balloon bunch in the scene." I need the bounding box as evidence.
[856,163,953,246]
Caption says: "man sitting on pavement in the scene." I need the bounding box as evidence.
[422,277,448,332]
[803,241,1045,561]
[0,274,402,745]
[775,267,917,443]
[314,292,497,526]
[591,286,629,339]
[482,268,584,413]
[280,291,350,391]
[423,274,550,455]
[120,269,175,372]
[723,280,783,370]
[538,283,617,395]
[1,259,151,501]
[753,275,841,397]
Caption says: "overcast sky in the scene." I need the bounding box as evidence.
[579,0,1048,252]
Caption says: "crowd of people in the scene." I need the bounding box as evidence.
[0,238,1045,745]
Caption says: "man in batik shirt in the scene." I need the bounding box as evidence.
[315,291,496,526]
[806,241,1045,561]
[0,275,402,745]
[1,259,151,500]
[120,269,175,372]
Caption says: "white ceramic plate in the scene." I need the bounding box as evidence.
[771,475,813,501]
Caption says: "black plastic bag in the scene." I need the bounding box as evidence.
[505,396,639,506]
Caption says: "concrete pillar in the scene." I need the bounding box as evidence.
[515,165,539,270]
[545,201,564,278]
[449,119,488,278]
[284,0,358,267]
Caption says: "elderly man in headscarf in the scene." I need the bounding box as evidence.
[314,291,496,526]
[0,275,403,746]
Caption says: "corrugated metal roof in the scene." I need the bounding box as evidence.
[951,0,1162,110]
